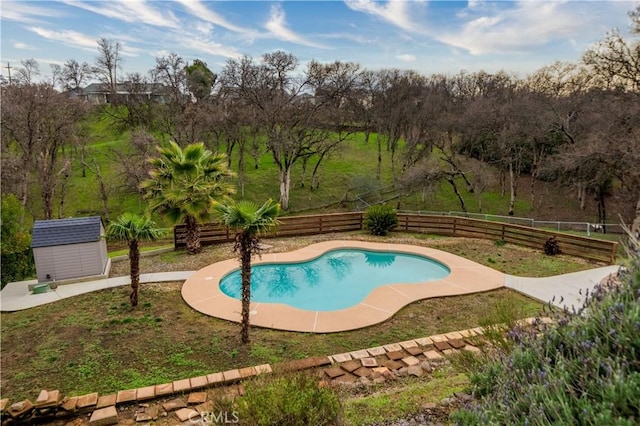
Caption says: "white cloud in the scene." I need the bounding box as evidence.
[172,34,243,59]
[437,1,587,55]
[175,0,251,34]
[194,21,214,35]
[14,42,35,50]
[397,54,416,63]
[118,43,144,58]
[0,1,65,24]
[344,0,420,32]
[37,58,66,67]
[27,27,97,49]
[62,0,180,29]
[264,4,327,49]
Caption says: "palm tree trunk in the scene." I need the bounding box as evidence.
[185,215,201,255]
[129,239,140,307]
[240,232,252,344]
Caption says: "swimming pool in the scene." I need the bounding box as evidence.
[219,249,451,311]
[182,240,506,332]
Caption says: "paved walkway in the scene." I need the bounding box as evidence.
[0,272,194,312]
[1,258,622,316]
[505,265,621,311]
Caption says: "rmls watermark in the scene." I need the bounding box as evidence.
[189,410,240,424]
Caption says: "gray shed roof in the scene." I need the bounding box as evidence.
[32,216,103,248]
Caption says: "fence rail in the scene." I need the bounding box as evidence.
[174,212,617,263]
[400,210,624,236]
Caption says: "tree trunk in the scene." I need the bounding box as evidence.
[376,132,382,180]
[226,138,235,169]
[185,215,201,254]
[529,172,536,211]
[310,152,327,190]
[300,156,308,188]
[42,183,54,220]
[279,168,291,211]
[239,232,252,344]
[597,188,607,232]
[446,178,467,213]
[238,139,246,199]
[129,239,140,307]
[508,161,516,216]
[57,171,70,219]
[578,183,586,210]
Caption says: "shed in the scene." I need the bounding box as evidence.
[32,216,108,283]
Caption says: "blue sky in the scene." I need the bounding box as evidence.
[1,1,637,83]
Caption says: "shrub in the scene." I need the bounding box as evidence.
[1,194,35,288]
[543,236,561,256]
[452,256,640,425]
[494,239,507,247]
[364,204,398,236]
[237,372,342,426]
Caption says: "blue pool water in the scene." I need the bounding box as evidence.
[219,249,450,311]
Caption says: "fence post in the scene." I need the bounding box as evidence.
[453,217,457,236]
[173,226,178,249]
[319,216,323,233]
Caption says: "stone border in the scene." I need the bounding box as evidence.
[0,318,549,425]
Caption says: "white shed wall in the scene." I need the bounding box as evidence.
[34,240,108,282]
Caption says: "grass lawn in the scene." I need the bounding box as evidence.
[1,233,601,401]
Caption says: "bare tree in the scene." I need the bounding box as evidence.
[151,52,186,104]
[583,29,639,90]
[14,59,40,85]
[81,158,112,220]
[221,51,359,210]
[59,59,93,94]
[94,38,122,100]
[111,130,158,208]
[1,83,87,219]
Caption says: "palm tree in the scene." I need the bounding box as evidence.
[141,141,234,255]
[213,199,280,344]
[105,213,164,307]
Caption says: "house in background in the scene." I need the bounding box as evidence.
[31,216,110,283]
[80,82,169,105]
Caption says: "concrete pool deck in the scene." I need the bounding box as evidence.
[181,240,506,332]
[2,241,621,326]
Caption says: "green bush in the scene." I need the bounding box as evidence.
[452,258,640,425]
[543,236,561,256]
[237,372,342,426]
[364,204,398,236]
[1,194,35,288]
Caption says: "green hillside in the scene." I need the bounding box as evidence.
[37,112,626,228]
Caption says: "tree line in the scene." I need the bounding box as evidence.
[1,6,639,225]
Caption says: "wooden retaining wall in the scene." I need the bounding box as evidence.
[174,212,617,263]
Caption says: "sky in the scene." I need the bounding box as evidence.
[1,0,637,83]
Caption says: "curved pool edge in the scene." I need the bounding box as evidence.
[181,240,506,333]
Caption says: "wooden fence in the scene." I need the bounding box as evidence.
[174,212,618,263]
